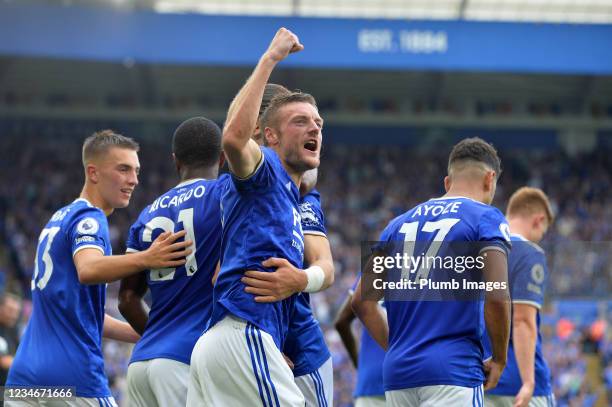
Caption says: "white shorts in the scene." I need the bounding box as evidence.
[485,393,556,407]
[4,396,117,407]
[354,395,386,407]
[294,356,333,407]
[387,384,484,407]
[127,358,190,407]
[187,315,304,406]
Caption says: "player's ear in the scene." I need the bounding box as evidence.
[218,152,226,169]
[264,127,279,147]
[172,153,181,174]
[86,163,99,183]
[443,175,451,192]
[484,171,496,192]
[533,213,546,229]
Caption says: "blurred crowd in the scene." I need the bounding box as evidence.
[0,130,610,405]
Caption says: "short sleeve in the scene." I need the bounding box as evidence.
[511,250,547,309]
[300,190,326,236]
[125,220,144,253]
[478,208,512,256]
[68,208,108,257]
[231,147,277,192]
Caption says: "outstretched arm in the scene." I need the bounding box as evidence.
[223,28,304,178]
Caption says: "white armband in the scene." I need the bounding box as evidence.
[304,265,325,293]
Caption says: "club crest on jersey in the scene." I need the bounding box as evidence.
[299,202,321,228]
[77,217,99,235]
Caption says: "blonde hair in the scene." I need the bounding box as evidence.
[507,187,554,224]
[82,129,139,166]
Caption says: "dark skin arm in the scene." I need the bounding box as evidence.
[482,249,511,390]
[118,271,149,335]
[334,293,359,368]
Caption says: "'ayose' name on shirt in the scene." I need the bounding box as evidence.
[149,186,207,213]
[411,201,462,218]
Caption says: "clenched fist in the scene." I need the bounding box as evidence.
[265,27,304,63]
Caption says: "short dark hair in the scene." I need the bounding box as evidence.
[260,92,317,132]
[172,117,222,168]
[82,130,139,166]
[448,137,501,177]
[259,83,290,119]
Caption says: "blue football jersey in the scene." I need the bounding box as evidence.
[7,199,112,397]
[210,147,305,349]
[484,234,552,397]
[351,279,385,398]
[378,196,511,391]
[283,189,331,377]
[125,176,229,365]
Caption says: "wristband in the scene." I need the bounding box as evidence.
[304,265,325,293]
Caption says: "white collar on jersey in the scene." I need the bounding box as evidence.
[73,198,94,207]
[428,195,480,203]
[175,178,207,188]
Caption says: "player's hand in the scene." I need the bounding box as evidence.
[512,383,534,407]
[264,28,304,63]
[283,353,295,370]
[144,230,192,269]
[483,358,506,391]
[241,257,307,302]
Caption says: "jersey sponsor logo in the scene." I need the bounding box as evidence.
[77,217,99,235]
[75,235,96,245]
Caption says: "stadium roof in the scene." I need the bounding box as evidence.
[149,0,612,24]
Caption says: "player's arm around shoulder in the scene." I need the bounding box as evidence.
[74,230,192,284]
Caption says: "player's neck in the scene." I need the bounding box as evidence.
[508,218,533,242]
[179,167,218,182]
[79,184,114,217]
[444,185,486,204]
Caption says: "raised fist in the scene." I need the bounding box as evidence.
[265,27,304,62]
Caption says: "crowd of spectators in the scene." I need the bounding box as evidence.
[0,129,609,405]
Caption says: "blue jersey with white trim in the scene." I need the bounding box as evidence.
[283,189,331,377]
[210,147,304,349]
[125,176,229,365]
[484,234,552,396]
[7,199,111,398]
[379,197,511,390]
